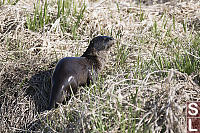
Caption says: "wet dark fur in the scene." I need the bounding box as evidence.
[48,36,115,109]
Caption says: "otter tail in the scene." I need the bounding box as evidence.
[48,99,55,110]
[48,88,56,110]
[48,84,60,110]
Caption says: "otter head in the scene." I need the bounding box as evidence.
[83,36,115,57]
[89,36,114,52]
[82,36,115,72]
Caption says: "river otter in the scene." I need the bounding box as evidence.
[48,36,115,109]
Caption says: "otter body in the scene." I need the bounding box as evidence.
[49,36,114,109]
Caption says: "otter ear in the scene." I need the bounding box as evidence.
[89,40,94,46]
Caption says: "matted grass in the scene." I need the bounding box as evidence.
[0,0,199,132]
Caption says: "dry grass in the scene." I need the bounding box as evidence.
[0,0,200,132]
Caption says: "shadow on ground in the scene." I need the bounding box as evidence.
[18,61,57,132]
[25,61,57,113]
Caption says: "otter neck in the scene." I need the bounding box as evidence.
[82,53,107,72]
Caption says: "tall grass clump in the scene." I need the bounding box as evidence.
[0,0,19,6]
[58,0,86,39]
[144,34,199,76]
[26,0,86,39]
[167,34,200,75]
[26,0,50,31]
